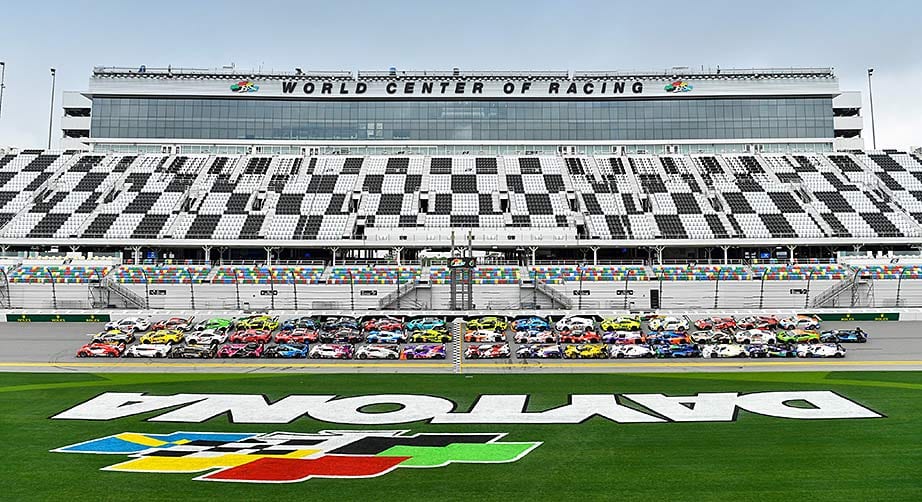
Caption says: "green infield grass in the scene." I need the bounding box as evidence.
[1,371,921,501]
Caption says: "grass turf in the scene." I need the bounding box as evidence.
[1,371,920,501]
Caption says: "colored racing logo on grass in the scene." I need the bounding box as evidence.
[52,430,541,483]
[664,80,693,93]
[230,80,259,93]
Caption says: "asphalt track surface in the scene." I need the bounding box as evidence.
[0,319,920,373]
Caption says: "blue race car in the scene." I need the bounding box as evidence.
[365,330,407,344]
[281,316,319,331]
[515,344,563,359]
[653,344,701,358]
[512,316,550,332]
[406,317,446,332]
[402,344,447,359]
[264,343,310,358]
[820,328,868,343]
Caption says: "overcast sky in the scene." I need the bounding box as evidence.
[0,0,919,149]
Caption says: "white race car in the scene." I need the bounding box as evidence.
[796,343,846,358]
[105,316,151,333]
[690,330,733,344]
[463,329,506,343]
[123,343,172,358]
[609,344,654,359]
[555,316,595,332]
[701,344,749,358]
[647,316,688,332]
[185,329,229,345]
[355,344,400,360]
[779,315,821,331]
[513,330,557,344]
[734,329,776,345]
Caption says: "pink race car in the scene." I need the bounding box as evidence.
[216,343,264,358]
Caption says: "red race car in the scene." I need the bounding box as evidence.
[76,342,125,358]
[694,317,737,331]
[275,327,320,344]
[228,329,272,344]
[558,329,602,344]
[362,317,404,333]
[736,315,780,330]
[151,317,195,332]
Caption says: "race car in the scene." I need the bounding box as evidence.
[322,316,360,330]
[701,344,749,358]
[464,343,511,359]
[105,316,151,333]
[653,344,701,358]
[796,343,846,358]
[515,344,563,359]
[779,315,821,331]
[601,331,647,345]
[609,344,655,359]
[228,329,272,344]
[463,329,506,343]
[555,316,595,332]
[355,344,400,360]
[194,317,234,334]
[280,316,320,331]
[646,331,693,345]
[184,329,228,346]
[216,343,264,358]
[90,329,135,344]
[76,342,125,358]
[320,327,363,344]
[409,329,452,343]
[365,330,407,344]
[558,329,602,344]
[600,316,642,332]
[263,343,310,358]
[513,330,557,344]
[736,315,780,330]
[362,316,404,333]
[275,327,321,344]
[235,315,280,331]
[309,344,353,359]
[151,317,195,332]
[777,329,821,344]
[647,316,688,332]
[734,329,777,345]
[124,343,172,358]
[169,343,217,359]
[402,344,446,359]
[406,317,447,332]
[466,316,508,332]
[563,343,609,359]
[138,329,184,345]
[689,330,733,344]
[511,316,550,332]
[820,328,868,343]
[694,316,737,331]
[747,344,797,358]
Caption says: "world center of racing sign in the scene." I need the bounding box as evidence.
[51,391,882,483]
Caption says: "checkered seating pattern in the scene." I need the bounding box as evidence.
[857,264,922,279]
[751,263,849,280]
[430,266,520,284]
[652,265,750,281]
[327,266,421,284]
[529,265,649,283]
[211,266,325,284]
[8,265,112,283]
[115,265,211,284]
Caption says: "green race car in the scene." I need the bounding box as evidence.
[600,316,641,332]
[466,316,508,332]
[409,329,453,343]
[195,317,234,334]
[777,329,821,344]
[234,315,280,331]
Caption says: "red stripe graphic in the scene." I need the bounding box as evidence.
[203,455,410,482]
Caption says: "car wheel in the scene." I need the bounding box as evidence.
[710,353,719,359]
[387,354,397,360]
[154,353,163,358]
[616,353,625,359]
[358,353,367,359]
[310,354,320,359]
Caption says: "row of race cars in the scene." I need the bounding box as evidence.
[74,313,866,360]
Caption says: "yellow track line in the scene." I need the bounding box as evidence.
[0,361,455,369]
[461,360,922,368]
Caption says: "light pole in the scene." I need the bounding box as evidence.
[578,263,585,310]
[867,68,877,150]
[804,269,815,309]
[268,267,276,310]
[181,267,195,310]
[234,269,241,310]
[139,267,150,309]
[713,267,724,309]
[348,269,355,311]
[47,68,56,150]
[45,267,57,309]
[896,267,909,307]
[290,269,298,311]
[0,62,6,123]
[758,273,767,310]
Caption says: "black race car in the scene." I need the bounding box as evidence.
[320,326,363,344]
[169,343,217,359]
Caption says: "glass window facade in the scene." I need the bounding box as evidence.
[90,97,834,142]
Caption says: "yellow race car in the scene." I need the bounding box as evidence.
[563,343,609,359]
[409,329,453,343]
[139,329,185,345]
[600,316,641,332]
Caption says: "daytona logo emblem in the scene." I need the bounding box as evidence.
[53,430,540,483]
